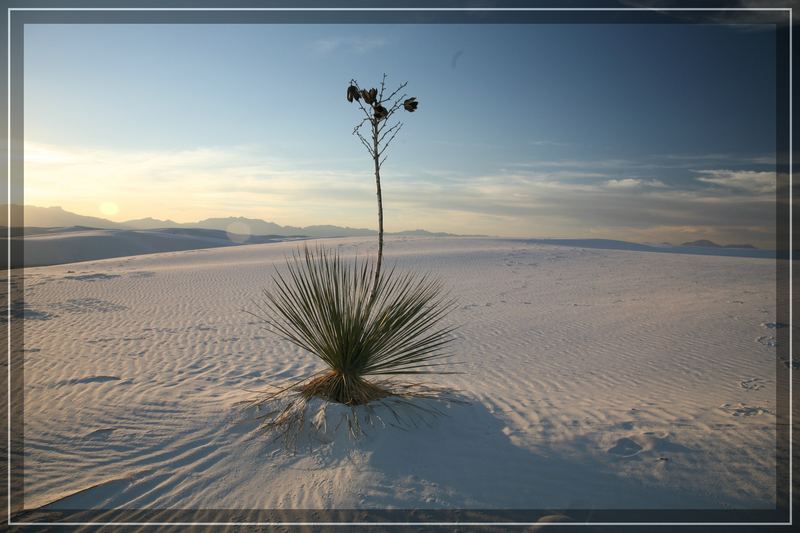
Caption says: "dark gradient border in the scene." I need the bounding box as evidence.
[2,1,794,528]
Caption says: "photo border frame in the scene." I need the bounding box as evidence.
[2,1,794,528]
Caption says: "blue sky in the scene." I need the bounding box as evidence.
[24,22,777,245]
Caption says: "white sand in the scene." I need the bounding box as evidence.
[16,236,777,510]
[13,227,299,267]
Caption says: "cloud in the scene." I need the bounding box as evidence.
[512,152,776,172]
[23,141,378,226]
[528,140,572,147]
[22,141,778,247]
[694,169,776,194]
[310,38,341,54]
[309,37,386,55]
[510,158,639,170]
[657,153,776,165]
[383,166,776,246]
[604,178,667,189]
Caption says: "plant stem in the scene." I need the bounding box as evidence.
[371,117,383,300]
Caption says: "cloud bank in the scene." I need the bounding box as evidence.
[23,141,777,247]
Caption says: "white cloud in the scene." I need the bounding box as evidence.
[604,178,667,189]
[351,37,386,53]
[22,141,376,226]
[528,140,571,147]
[21,141,777,247]
[512,153,776,172]
[605,178,641,188]
[310,38,341,54]
[309,37,386,55]
[694,169,776,194]
[657,153,775,165]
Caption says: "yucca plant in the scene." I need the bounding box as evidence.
[249,246,456,407]
[244,75,457,442]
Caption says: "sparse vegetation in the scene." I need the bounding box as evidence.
[246,76,457,442]
[250,246,455,405]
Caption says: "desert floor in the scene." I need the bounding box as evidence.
[16,236,778,511]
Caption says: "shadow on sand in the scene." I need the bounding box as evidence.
[11,394,780,530]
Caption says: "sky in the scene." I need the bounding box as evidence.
[24,22,777,246]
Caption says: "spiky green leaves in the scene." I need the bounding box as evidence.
[251,247,457,405]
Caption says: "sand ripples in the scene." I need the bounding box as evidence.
[18,237,777,511]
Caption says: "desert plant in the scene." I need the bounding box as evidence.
[248,246,456,407]
[244,77,457,443]
[346,74,419,299]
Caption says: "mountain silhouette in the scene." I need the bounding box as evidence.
[7,205,456,239]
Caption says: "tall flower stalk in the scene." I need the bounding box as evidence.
[244,77,453,441]
[347,74,418,299]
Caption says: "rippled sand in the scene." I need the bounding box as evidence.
[17,236,777,511]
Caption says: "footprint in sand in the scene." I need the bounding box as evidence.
[756,335,777,348]
[11,309,58,320]
[51,298,128,314]
[128,271,156,278]
[720,403,773,417]
[740,378,766,391]
[607,437,643,457]
[84,428,114,441]
[641,431,692,453]
[63,273,121,282]
[56,376,127,386]
[86,337,117,345]
[6,307,55,321]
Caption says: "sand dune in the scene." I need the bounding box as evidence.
[14,236,777,512]
[7,227,301,267]
[516,238,775,259]
[5,227,775,270]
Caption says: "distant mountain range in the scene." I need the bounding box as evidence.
[5,205,459,238]
[680,239,757,249]
[2,206,764,251]
[516,238,772,259]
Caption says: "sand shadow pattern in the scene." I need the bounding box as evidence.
[11,396,781,526]
[50,298,128,314]
[1,300,56,323]
[63,273,121,282]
